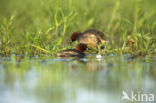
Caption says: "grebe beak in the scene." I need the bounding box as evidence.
[102,40,109,44]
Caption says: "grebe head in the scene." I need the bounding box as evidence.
[76,43,87,52]
[71,32,80,42]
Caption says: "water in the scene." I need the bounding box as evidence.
[0,56,156,103]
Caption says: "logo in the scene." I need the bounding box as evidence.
[121,91,155,102]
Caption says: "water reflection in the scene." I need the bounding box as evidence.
[0,56,156,103]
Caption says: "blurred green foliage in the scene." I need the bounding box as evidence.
[0,0,156,56]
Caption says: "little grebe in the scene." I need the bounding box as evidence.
[71,29,107,49]
[56,43,87,58]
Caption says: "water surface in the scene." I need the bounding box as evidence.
[0,56,156,103]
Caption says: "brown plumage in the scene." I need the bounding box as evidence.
[56,43,87,58]
[71,29,107,49]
